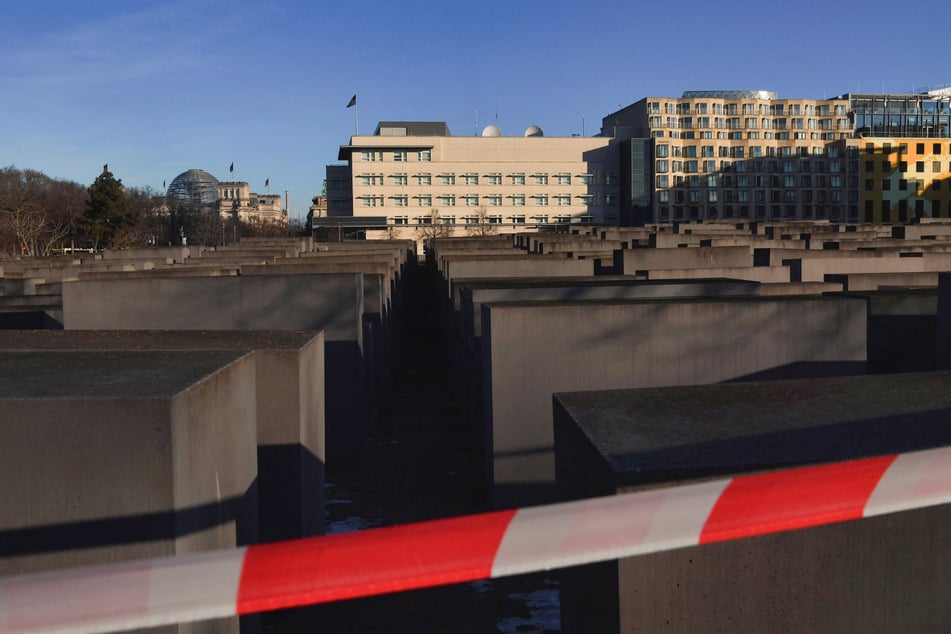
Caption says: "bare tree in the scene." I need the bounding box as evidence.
[466,206,498,237]
[0,166,87,256]
[415,208,453,241]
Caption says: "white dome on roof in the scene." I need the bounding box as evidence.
[524,125,543,137]
[481,124,502,137]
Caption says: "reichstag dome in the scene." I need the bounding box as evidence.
[166,169,219,206]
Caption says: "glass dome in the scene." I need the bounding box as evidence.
[166,169,219,206]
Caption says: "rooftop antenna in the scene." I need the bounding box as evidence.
[582,116,585,137]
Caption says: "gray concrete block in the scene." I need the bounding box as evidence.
[481,296,867,507]
[0,330,326,542]
[61,274,367,462]
[552,373,951,634]
[0,350,258,634]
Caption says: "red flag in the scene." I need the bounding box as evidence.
[347,95,357,108]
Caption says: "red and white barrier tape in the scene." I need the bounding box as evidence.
[2,446,949,634]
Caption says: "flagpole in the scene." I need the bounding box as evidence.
[355,102,359,135]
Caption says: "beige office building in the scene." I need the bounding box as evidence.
[328,122,618,238]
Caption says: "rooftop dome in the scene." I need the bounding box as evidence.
[481,124,502,137]
[166,169,219,206]
[524,125,544,137]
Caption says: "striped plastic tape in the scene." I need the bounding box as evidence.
[1,446,949,634]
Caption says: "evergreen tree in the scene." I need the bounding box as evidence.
[79,166,138,250]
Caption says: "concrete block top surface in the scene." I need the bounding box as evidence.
[0,350,251,399]
[0,330,322,352]
[460,277,761,292]
[554,372,951,486]
[483,293,862,311]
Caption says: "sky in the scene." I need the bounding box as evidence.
[2,0,949,220]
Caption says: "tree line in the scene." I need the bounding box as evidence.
[0,165,304,257]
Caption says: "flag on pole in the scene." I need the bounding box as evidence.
[230,162,234,173]
[163,180,166,189]
[265,178,269,188]
[347,95,357,108]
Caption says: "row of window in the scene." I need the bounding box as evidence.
[655,159,848,175]
[358,172,611,186]
[648,102,845,116]
[656,174,853,189]
[876,178,941,192]
[867,198,949,222]
[866,160,951,174]
[864,142,948,155]
[649,117,850,131]
[360,150,431,162]
[653,130,848,141]
[656,144,843,159]
[657,205,857,222]
[361,193,612,207]
[658,189,849,204]
[391,214,594,225]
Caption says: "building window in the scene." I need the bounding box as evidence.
[394,216,409,225]
[656,160,669,173]
[556,195,571,206]
[579,194,595,206]
[442,215,456,225]
[392,195,408,207]
[418,150,431,162]
[656,175,669,188]
[392,173,408,185]
[361,195,383,207]
[534,173,549,185]
[655,144,669,158]
[463,194,479,206]
[510,173,525,185]
[916,161,925,173]
[534,215,549,224]
[393,151,407,162]
[534,195,549,206]
[557,173,571,185]
[489,215,503,224]
[511,215,526,224]
[440,173,456,185]
[360,151,382,162]
[487,173,502,185]
[511,195,525,206]
[578,173,594,185]
[464,173,479,185]
[417,173,432,186]
[486,194,502,206]
[417,195,432,207]
[439,195,456,206]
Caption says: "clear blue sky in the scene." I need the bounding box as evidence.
[2,0,948,219]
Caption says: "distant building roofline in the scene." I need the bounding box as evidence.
[681,90,778,100]
[373,121,451,136]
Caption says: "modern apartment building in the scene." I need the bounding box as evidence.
[605,89,951,225]
[325,121,618,238]
[603,91,859,224]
